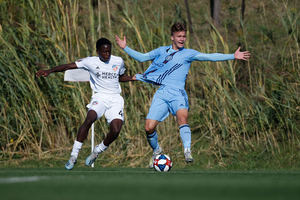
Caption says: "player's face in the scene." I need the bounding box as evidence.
[171,31,186,50]
[97,44,111,62]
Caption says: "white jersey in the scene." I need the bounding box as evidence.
[75,55,126,94]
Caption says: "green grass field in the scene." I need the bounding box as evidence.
[0,167,299,200]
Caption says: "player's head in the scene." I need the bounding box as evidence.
[171,22,187,36]
[170,22,187,50]
[96,38,111,62]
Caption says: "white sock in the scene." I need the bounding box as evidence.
[184,147,191,153]
[94,141,108,153]
[71,140,83,158]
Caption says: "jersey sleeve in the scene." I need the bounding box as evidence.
[75,57,91,70]
[119,58,126,75]
[190,52,235,62]
[123,46,152,62]
[147,46,165,59]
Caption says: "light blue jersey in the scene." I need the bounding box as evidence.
[124,45,235,89]
[124,45,235,121]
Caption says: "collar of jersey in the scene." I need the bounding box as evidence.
[166,45,184,53]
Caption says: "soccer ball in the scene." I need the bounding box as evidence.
[153,154,172,172]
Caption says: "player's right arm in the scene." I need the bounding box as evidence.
[35,63,78,77]
[119,74,137,82]
[115,35,152,62]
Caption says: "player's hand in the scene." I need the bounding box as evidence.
[132,74,137,81]
[115,35,127,49]
[234,47,250,61]
[36,70,50,77]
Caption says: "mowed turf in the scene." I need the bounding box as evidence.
[0,167,300,200]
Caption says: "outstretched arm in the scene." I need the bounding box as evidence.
[119,74,137,82]
[36,63,77,77]
[115,35,152,62]
[191,47,250,62]
[234,47,250,60]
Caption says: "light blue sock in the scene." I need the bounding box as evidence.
[179,124,191,149]
[147,131,160,151]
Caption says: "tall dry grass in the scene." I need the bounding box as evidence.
[0,0,300,168]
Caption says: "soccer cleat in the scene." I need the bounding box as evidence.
[184,148,194,163]
[149,147,163,169]
[65,156,77,170]
[85,148,100,166]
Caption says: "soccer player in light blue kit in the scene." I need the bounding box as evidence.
[116,22,250,168]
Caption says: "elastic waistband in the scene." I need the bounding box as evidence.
[157,84,185,90]
[93,92,121,97]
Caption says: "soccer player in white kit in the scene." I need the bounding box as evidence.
[36,38,136,170]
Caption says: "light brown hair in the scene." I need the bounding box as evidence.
[171,22,187,35]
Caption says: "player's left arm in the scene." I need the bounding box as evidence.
[191,47,250,62]
[119,74,137,82]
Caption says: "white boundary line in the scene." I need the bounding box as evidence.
[0,176,50,184]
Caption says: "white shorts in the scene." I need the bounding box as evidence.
[86,93,124,124]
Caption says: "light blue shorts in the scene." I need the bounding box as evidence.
[146,86,189,121]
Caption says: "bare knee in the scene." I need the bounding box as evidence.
[145,124,155,134]
[83,110,97,127]
[145,119,159,135]
[176,109,189,126]
[109,119,123,136]
[177,116,188,125]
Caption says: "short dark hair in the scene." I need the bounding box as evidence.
[171,22,187,35]
[96,38,111,50]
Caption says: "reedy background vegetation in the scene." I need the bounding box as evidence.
[0,0,300,169]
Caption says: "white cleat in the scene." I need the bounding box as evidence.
[65,156,77,170]
[184,148,194,163]
[85,145,101,166]
[149,147,163,169]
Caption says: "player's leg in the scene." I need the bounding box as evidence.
[145,119,163,168]
[146,88,169,150]
[65,110,98,170]
[169,88,193,163]
[146,88,170,168]
[66,93,105,170]
[104,118,123,145]
[85,94,124,166]
[176,109,193,162]
[145,119,160,150]
[85,119,123,166]
[77,110,98,142]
